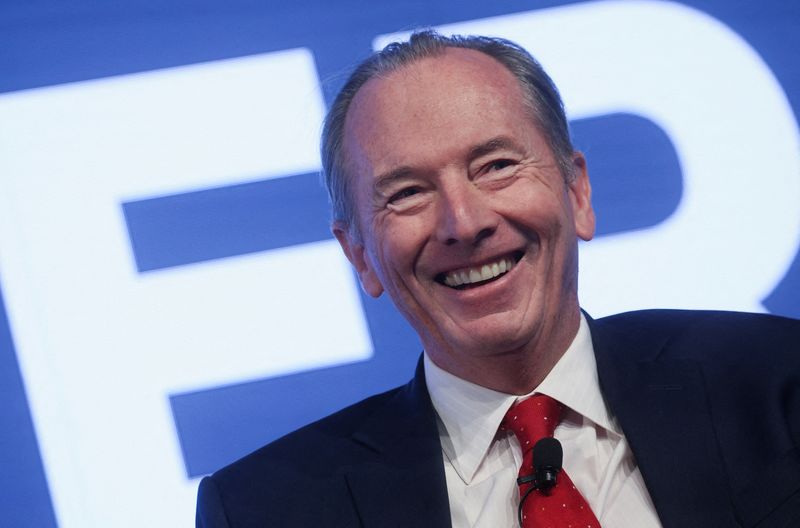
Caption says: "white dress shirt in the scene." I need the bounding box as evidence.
[424,314,663,528]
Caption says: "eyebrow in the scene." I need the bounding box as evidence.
[468,136,526,160]
[373,166,415,196]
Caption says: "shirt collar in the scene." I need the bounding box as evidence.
[536,314,621,436]
[424,313,620,485]
[424,353,516,484]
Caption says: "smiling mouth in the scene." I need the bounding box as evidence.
[436,252,523,289]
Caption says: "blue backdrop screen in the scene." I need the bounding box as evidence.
[1,1,798,526]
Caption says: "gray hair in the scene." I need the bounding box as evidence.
[321,30,575,231]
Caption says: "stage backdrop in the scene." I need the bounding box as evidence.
[1,1,798,526]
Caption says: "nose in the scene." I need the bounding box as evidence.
[434,178,497,246]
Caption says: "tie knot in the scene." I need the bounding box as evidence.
[501,394,563,452]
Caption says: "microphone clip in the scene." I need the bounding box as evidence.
[517,466,561,494]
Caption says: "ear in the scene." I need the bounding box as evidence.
[332,221,384,298]
[567,152,596,242]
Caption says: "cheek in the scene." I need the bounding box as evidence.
[494,184,566,232]
[369,221,420,281]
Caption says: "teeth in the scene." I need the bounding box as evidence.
[442,256,517,287]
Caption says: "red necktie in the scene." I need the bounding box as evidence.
[501,394,601,528]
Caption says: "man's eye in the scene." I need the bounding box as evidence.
[488,159,515,171]
[388,187,420,203]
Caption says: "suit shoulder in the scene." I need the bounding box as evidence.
[210,384,404,484]
[197,384,410,526]
[594,310,800,335]
[597,308,798,328]
[594,309,800,362]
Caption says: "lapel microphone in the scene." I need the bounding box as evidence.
[517,437,563,526]
[517,437,563,492]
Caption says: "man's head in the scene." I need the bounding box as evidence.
[323,31,577,234]
[324,31,595,391]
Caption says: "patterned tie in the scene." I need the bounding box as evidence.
[500,394,601,528]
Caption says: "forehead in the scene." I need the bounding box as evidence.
[342,48,534,175]
[352,47,526,113]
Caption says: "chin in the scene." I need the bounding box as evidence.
[447,323,537,359]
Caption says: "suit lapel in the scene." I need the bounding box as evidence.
[342,314,748,527]
[344,360,451,528]
[589,314,740,527]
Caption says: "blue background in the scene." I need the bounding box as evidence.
[1,1,798,525]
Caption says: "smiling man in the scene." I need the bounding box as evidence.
[197,32,800,528]
[335,43,594,397]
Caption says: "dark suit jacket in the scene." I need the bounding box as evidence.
[196,310,800,527]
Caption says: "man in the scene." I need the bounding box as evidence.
[196,31,800,527]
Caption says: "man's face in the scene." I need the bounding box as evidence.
[335,48,595,380]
